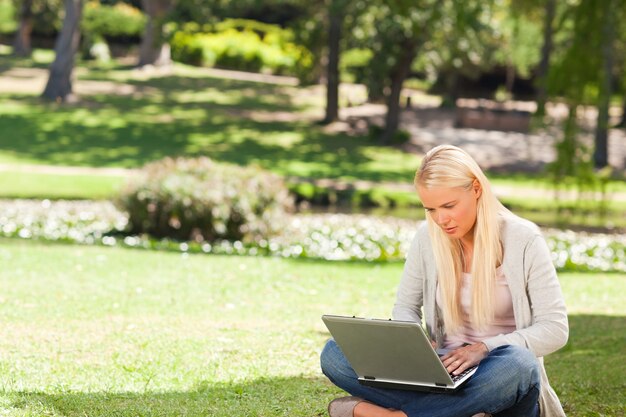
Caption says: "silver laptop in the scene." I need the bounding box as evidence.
[322,315,477,392]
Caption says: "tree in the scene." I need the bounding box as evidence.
[322,0,347,124]
[12,0,35,57]
[349,2,435,143]
[546,0,625,170]
[535,0,556,118]
[41,0,82,102]
[352,1,490,143]
[593,0,616,169]
[137,0,176,67]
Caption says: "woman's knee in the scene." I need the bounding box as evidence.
[320,339,354,381]
[493,345,540,387]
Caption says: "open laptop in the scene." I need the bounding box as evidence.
[322,315,477,393]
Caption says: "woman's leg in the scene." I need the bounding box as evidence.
[320,339,420,411]
[321,341,540,417]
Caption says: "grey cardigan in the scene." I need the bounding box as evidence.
[392,215,568,417]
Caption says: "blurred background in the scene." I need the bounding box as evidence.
[0,0,625,230]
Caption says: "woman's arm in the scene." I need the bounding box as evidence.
[483,234,569,357]
[392,229,426,323]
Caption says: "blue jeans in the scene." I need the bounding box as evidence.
[320,339,540,417]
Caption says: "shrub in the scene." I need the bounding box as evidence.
[340,48,373,84]
[82,1,145,42]
[170,18,313,77]
[117,157,294,243]
[0,0,16,35]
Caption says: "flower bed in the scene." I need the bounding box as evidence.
[1,200,624,273]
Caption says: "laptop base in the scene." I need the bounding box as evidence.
[359,378,461,393]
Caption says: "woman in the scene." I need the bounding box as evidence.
[320,145,568,417]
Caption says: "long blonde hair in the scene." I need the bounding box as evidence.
[415,145,510,333]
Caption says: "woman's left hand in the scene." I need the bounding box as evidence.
[441,342,489,375]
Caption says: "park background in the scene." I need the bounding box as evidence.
[0,0,624,416]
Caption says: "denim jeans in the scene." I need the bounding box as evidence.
[320,339,540,417]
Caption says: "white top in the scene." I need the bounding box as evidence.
[436,266,516,349]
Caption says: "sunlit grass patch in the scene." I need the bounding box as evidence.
[0,241,623,416]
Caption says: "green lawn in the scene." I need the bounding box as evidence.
[1,50,625,231]
[1,50,624,193]
[0,240,623,416]
[0,171,126,200]
[0,66,420,183]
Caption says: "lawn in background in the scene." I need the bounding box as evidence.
[2,52,626,231]
[0,240,623,416]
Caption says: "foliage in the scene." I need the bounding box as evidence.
[170,0,307,27]
[547,106,613,215]
[13,0,63,37]
[82,1,146,41]
[339,47,372,83]
[1,199,625,273]
[490,3,543,79]
[117,157,295,243]
[0,0,15,34]
[544,0,624,206]
[169,19,314,77]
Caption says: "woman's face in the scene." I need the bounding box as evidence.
[417,181,482,242]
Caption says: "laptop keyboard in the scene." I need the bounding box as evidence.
[450,366,477,383]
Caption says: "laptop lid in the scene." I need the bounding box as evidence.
[322,315,476,392]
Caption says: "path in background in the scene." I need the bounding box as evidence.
[338,100,626,174]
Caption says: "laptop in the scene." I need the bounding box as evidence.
[322,314,477,393]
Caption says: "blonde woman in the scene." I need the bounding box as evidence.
[320,145,568,417]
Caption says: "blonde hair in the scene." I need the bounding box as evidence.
[415,145,510,333]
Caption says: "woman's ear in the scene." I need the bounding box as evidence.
[473,179,482,199]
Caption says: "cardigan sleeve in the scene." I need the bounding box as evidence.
[483,234,569,357]
[392,228,426,323]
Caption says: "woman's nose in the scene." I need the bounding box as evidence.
[436,212,449,225]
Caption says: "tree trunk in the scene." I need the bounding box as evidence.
[323,1,343,124]
[12,0,34,57]
[380,39,417,144]
[593,0,614,169]
[440,70,458,108]
[617,94,626,128]
[42,0,83,102]
[535,0,556,118]
[138,0,174,67]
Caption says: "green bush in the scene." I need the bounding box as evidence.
[170,18,313,77]
[118,157,294,243]
[82,1,145,41]
[340,48,373,84]
[6,0,62,37]
[0,0,16,34]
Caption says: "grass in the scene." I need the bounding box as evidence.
[0,171,126,200]
[1,48,625,230]
[0,239,623,416]
[0,58,420,182]
[1,49,623,188]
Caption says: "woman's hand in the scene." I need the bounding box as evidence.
[441,342,489,375]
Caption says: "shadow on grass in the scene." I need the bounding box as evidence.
[3,315,624,417]
[0,91,415,182]
[6,376,337,417]
[545,314,625,416]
